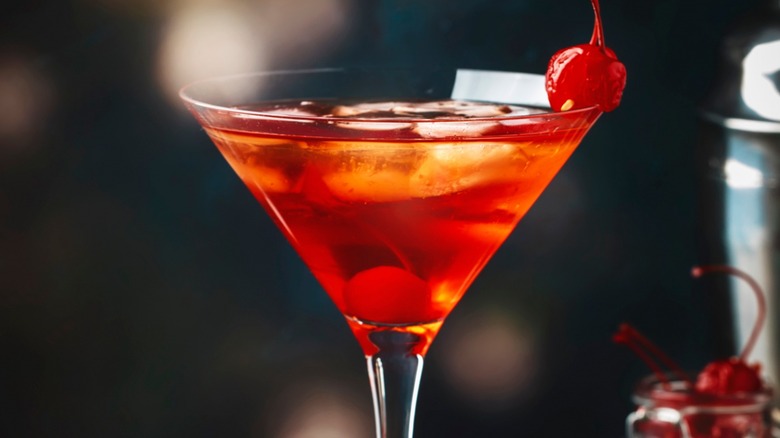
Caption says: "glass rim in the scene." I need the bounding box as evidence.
[178,67,601,124]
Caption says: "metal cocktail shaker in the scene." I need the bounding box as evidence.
[695,0,780,423]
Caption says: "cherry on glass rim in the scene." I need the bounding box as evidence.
[545,0,627,112]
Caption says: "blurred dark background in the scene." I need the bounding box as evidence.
[0,0,765,436]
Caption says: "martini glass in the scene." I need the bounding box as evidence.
[180,68,602,438]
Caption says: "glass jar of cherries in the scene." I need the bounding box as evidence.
[627,373,772,437]
[617,266,775,437]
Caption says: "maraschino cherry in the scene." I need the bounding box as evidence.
[343,266,439,324]
[546,0,626,112]
[614,265,766,395]
[692,265,765,395]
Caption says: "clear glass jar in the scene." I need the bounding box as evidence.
[627,375,773,437]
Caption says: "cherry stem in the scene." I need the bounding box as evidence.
[589,0,607,50]
[613,324,693,388]
[614,331,671,387]
[691,265,766,361]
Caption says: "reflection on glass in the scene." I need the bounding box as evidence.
[722,134,774,403]
[741,40,780,122]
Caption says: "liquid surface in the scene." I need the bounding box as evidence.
[205,99,593,355]
[237,99,544,119]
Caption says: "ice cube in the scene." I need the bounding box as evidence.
[333,120,413,131]
[235,105,321,119]
[395,100,513,118]
[330,100,518,120]
[241,163,290,193]
[412,121,497,139]
[331,102,411,118]
[244,108,313,118]
[410,143,522,197]
[323,168,411,202]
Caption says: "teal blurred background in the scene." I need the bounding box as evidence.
[0,0,763,436]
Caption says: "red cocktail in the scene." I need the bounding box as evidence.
[180,0,628,431]
[202,97,597,356]
[181,68,604,437]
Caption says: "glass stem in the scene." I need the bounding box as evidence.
[366,331,425,438]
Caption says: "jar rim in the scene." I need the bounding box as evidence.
[631,373,773,411]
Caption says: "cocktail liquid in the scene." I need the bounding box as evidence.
[204,99,594,355]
